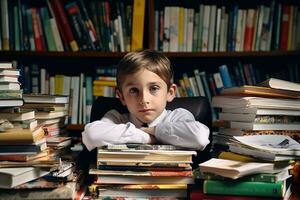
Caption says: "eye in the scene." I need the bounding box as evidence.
[150,85,160,93]
[129,87,139,94]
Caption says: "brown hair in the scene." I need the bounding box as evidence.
[117,49,174,91]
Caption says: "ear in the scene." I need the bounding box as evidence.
[167,84,177,102]
[116,89,126,106]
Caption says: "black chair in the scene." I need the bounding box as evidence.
[77,96,212,172]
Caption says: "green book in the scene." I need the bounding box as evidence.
[195,169,291,183]
[203,179,287,197]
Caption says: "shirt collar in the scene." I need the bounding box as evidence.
[129,109,168,128]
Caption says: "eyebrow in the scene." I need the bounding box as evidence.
[124,82,162,87]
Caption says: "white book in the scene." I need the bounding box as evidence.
[49,76,55,95]
[82,87,86,124]
[62,76,71,96]
[186,8,194,52]
[46,0,64,51]
[0,70,20,76]
[230,121,300,131]
[0,167,50,188]
[117,16,125,52]
[201,5,210,52]
[234,135,300,155]
[0,62,12,69]
[213,72,224,93]
[163,6,170,52]
[222,107,300,116]
[259,78,300,92]
[199,158,286,179]
[235,9,243,51]
[169,7,179,52]
[189,77,199,96]
[240,9,247,51]
[0,76,18,82]
[208,5,216,52]
[193,69,206,97]
[0,82,20,90]
[212,96,300,110]
[78,73,84,124]
[70,76,80,124]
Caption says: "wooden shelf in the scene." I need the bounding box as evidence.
[66,124,85,131]
[0,50,299,60]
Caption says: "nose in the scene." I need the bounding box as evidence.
[139,90,150,105]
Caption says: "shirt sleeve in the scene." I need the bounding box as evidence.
[154,108,210,150]
[82,110,151,151]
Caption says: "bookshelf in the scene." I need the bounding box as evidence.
[0,0,299,128]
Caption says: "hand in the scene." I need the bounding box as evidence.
[140,126,156,136]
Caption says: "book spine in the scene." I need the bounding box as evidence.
[203,180,284,197]
[50,0,79,51]
[131,0,145,50]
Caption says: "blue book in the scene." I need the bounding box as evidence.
[219,65,233,88]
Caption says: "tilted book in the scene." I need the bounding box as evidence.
[199,158,289,179]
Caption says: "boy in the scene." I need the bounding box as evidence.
[82,49,210,151]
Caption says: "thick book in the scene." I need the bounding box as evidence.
[0,98,23,107]
[219,112,300,122]
[259,78,300,93]
[95,175,194,185]
[212,96,300,110]
[0,126,45,143]
[131,0,145,50]
[0,109,35,121]
[229,121,300,131]
[220,85,300,99]
[233,135,300,156]
[199,158,288,179]
[23,94,69,104]
[0,167,50,188]
[222,107,300,116]
[195,169,291,183]
[203,179,290,198]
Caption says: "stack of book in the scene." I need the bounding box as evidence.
[192,78,300,199]
[88,144,196,199]
[194,157,292,199]
[211,78,300,151]
[0,62,23,108]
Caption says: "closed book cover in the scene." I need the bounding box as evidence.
[131,0,145,50]
[258,78,300,93]
[203,179,287,198]
[0,167,50,188]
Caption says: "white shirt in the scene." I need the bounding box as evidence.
[82,108,210,151]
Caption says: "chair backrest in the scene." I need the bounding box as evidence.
[88,96,212,168]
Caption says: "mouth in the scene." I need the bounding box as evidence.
[139,109,154,113]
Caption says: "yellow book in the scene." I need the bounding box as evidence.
[93,80,117,87]
[178,7,184,51]
[0,127,45,143]
[218,151,258,162]
[131,0,145,50]
[54,75,64,95]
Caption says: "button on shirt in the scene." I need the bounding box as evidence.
[82,108,210,151]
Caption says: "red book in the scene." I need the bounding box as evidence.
[280,5,290,50]
[243,9,255,51]
[31,7,44,51]
[50,0,79,51]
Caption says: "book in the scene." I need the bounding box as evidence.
[0,150,48,162]
[212,96,300,110]
[199,158,289,179]
[95,175,194,185]
[0,142,47,155]
[233,135,300,155]
[259,78,300,93]
[196,168,291,183]
[203,179,290,198]
[131,0,145,50]
[98,149,195,163]
[219,112,300,122]
[0,167,50,188]
[221,107,300,116]
[229,121,300,131]
[35,110,67,119]
[0,98,23,107]
[0,109,35,121]
[220,85,300,99]
[0,126,45,143]
[23,94,68,104]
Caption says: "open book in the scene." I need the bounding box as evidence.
[259,78,300,93]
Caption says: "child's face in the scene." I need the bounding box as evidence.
[117,69,176,124]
